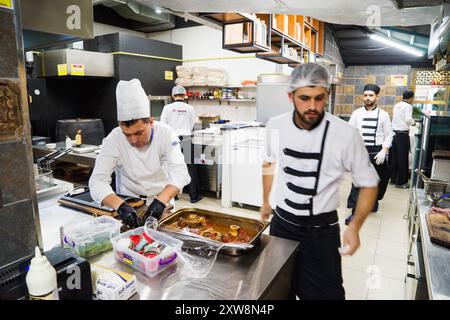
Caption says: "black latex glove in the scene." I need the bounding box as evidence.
[141,198,166,224]
[117,202,140,228]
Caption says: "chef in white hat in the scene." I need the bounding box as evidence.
[89,79,191,228]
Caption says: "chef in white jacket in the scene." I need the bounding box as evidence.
[160,85,201,202]
[345,84,393,225]
[89,79,190,228]
[260,63,379,299]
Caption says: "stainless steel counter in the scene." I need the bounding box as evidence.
[38,194,299,300]
[89,234,298,300]
[415,188,450,300]
[33,142,98,167]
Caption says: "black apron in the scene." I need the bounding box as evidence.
[390,130,410,186]
[270,119,345,300]
[178,135,201,200]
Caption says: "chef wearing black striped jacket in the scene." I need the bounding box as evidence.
[260,63,379,300]
[345,84,393,225]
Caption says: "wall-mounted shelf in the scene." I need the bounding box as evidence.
[188,98,256,105]
[184,85,257,88]
[199,12,254,24]
[222,14,271,53]
[257,51,302,64]
[220,12,324,64]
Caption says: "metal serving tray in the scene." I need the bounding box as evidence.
[158,208,270,256]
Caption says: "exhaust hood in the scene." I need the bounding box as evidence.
[21,0,94,50]
[34,49,114,77]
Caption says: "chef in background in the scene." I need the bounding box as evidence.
[89,79,190,228]
[345,84,393,225]
[260,63,379,300]
[390,90,415,189]
[161,85,202,203]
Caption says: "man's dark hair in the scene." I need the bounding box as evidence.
[173,94,185,100]
[119,117,150,127]
[403,90,414,100]
[363,84,380,95]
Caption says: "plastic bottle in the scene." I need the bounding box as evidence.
[75,129,82,147]
[65,135,72,150]
[26,247,59,300]
[261,20,267,47]
[255,18,262,45]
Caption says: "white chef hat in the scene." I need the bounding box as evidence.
[172,85,186,96]
[116,79,150,121]
[288,62,330,92]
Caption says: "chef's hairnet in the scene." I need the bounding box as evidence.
[116,79,150,122]
[288,62,330,92]
[172,85,186,96]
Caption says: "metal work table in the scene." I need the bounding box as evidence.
[416,188,450,300]
[33,142,98,167]
[38,194,299,300]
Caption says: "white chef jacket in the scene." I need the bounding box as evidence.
[160,101,196,137]
[392,101,415,131]
[89,121,190,204]
[349,106,393,149]
[264,112,379,216]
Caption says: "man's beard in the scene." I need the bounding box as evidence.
[294,105,325,130]
[364,100,375,107]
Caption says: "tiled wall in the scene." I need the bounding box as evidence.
[323,24,345,77]
[335,65,413,118]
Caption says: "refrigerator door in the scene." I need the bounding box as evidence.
[257,74,291,124]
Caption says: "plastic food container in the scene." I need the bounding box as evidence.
[111,227,181,277]
[63,216,122,258]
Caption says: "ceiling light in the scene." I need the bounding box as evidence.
[273,0,287,9]
[370,33,424,57]
[155,8,162,14]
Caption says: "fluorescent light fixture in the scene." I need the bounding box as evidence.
[273,0,287,9]
[370,33,424,57]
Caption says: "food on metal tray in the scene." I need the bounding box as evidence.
[230,225,240,237]
[200,228,223,241]
[169,213,255,244]
[177,214,207,228]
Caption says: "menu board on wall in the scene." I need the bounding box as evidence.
[390,75,408,86]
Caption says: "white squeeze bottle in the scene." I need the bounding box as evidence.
[65,135,72,150]
[26,247,59,300]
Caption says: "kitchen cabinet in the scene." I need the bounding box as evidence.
[217,12,325,64]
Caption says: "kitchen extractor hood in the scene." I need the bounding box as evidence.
[98,0,176,32]
[34,49,114,77]
[21,0,93,50]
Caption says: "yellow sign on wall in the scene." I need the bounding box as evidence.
[165,71,174,81]
[390,75,408,86]
[71,64,85,76]
[0,0,13,9]
[57,64,68,76]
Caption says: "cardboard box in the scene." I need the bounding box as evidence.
[93,265,137,300]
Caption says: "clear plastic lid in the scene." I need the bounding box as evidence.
[144,217,238,279]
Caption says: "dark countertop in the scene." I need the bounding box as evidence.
[415,188,450,300]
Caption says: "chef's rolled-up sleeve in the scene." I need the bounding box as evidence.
[88,135,118,204]
[343,130,379,188]
[165,130,191,191]
[263,119,279,163]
